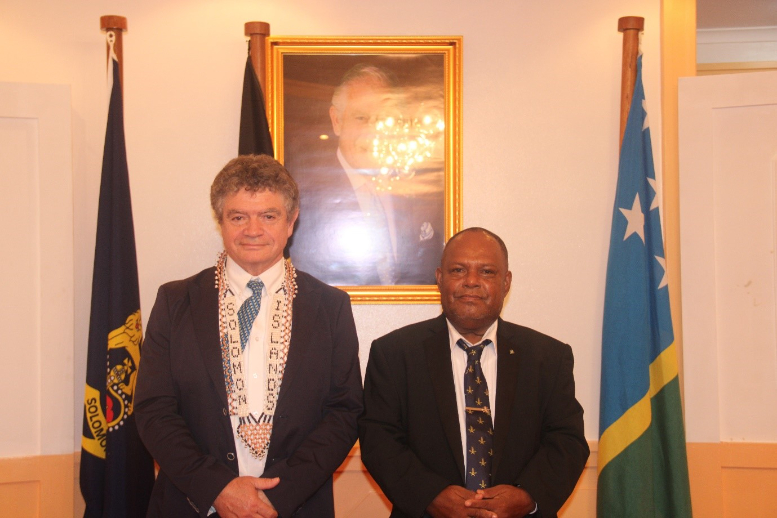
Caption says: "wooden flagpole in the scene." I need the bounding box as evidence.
[618,16,644,149]
[100,15,127,91]
[244,21,271,97]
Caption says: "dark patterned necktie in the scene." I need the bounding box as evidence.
[237,279,264,350]
[457,338,494,491]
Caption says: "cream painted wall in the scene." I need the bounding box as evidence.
[0,0,663,452]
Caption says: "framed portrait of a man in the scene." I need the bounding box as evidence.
[266,37,462,303]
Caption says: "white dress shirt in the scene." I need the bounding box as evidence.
[338,147,398,260]
[446,318,498,469]
[225,256,285,477]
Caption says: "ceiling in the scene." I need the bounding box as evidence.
[698,0,777,29]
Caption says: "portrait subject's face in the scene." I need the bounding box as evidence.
[329,80,395,170]
[219,188,297,276]
[436,231,512,343]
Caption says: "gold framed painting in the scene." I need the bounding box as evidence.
[266,36,462,304]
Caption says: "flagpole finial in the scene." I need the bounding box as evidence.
[100,15,127,33]
[618,16,644,33]
[244,21,270,37]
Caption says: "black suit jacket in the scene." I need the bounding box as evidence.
[288,148,444,286]
[358,315,588,518]
[135,267,363,518]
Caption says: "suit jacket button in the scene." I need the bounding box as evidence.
[227,453,235,460]
[223,408,228,416]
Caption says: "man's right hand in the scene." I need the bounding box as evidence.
[213,476,280,518]
[427,485,497,518]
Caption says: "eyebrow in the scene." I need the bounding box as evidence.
[226,207,282,216]
[447,262,500,269]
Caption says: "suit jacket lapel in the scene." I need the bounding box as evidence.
[424,315,466,484]
[276,273,321,408]
[189,268,229,408]
[492,318,520,478]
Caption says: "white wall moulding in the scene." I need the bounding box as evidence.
[697,26,777,63]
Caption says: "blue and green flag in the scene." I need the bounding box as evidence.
[597,54,693,517]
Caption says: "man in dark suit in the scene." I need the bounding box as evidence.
[288,63,444,286]
[359,227,589,518]
[135,155,363,518]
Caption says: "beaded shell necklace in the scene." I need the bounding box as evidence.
[215,251,297,458]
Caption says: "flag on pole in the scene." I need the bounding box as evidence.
[238,45,274,156]
[597,54,693,517]
[80,35,154,518]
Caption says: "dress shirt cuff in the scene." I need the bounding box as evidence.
[515,484,538,515]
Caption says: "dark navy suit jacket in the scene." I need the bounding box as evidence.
[135,267,363,518]
[359,315,589,518]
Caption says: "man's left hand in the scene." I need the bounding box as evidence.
[464,485,535,518]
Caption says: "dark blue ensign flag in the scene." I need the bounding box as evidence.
[79,52,154,518]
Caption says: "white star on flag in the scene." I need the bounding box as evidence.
[655,256,668,289]
[642,99,650,131]
[647,178,659,211]
[619,193,645,243]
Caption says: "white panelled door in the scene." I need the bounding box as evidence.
[679,71,777,443]
[0,83,74,457]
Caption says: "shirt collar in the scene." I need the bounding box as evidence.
[225,256,285,298]
[445,318,499,351]
[338,147,374,192]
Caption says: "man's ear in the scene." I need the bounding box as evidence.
[504,270,513,294]
[287,209,299,237]
[329,105,342,136]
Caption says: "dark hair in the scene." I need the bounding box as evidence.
[443,227,509,266]
[210,154,299,221]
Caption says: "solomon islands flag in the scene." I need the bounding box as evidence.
[597,53,693,517]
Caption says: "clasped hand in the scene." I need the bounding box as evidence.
[213,476,280,518]
[427,484,535,518]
